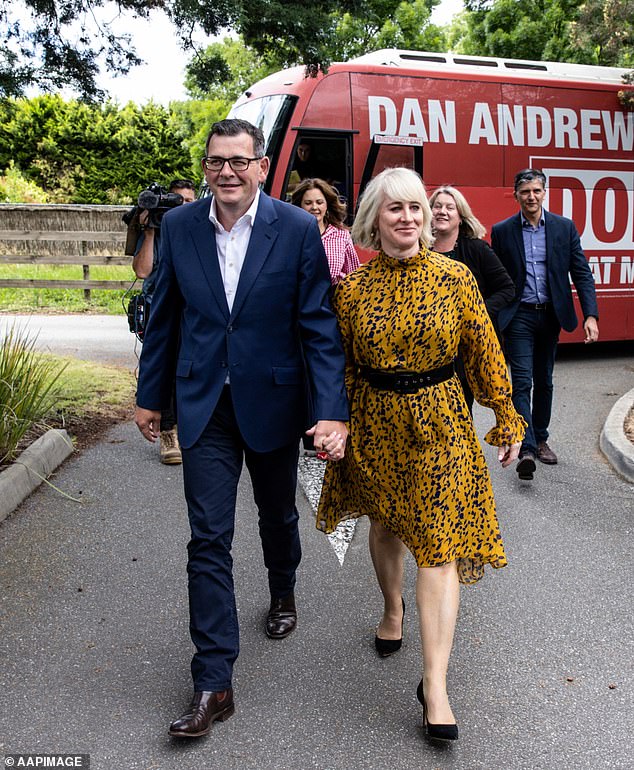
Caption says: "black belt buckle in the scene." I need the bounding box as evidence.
[393,376,419,394]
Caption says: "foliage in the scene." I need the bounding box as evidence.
[169,98,233,169]
[324,0,446,61]
[0,324,66,463]
[185,3,446,101]
[184,37,277,102]
[570,0,634,67]
[618,71,634,110]
[0,0,354,100]
[0,161,48,203]
[450,0,634,67]
[0,95,200,203]
[2,0,448,101]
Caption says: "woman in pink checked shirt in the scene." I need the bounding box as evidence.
[291,178,360,286]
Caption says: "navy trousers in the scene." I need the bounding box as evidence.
[503,305,560,454]
[181,386,302,691]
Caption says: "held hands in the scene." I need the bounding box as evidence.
[306,420,348,462]
[135,406,161,443]
[498,441,522,467]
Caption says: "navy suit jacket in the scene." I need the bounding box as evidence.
[136,192,349,451]
[491,210,598,333]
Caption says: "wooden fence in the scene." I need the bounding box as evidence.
[0,204,134,298]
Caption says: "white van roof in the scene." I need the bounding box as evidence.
[349,49,628,85]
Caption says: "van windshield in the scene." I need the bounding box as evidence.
[228,94,296,155]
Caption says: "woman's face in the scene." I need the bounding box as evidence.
[300,187,328,228]
[431,192,460,238]
[376,197,424,258]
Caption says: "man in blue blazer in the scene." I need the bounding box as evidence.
[492,169,599,481]
[135,119,349,737]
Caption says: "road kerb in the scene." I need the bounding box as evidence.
[600,388,634,484]
[0,429,74,523]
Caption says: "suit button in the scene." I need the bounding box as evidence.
[227,325,233,333]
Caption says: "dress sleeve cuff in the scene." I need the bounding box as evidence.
[483,406,527,447]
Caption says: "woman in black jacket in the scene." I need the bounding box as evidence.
[430,185,515,411]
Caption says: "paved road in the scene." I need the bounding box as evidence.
[0,318,633,769]
[0,313,139,371]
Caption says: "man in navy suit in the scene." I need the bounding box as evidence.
[134,119,349,737]
[492,169,599,481]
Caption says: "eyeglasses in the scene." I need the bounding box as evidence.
[202,156,262,172]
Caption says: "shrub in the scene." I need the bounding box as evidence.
[0,325,66,463]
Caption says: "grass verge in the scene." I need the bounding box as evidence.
[2,354,136,468]
[0,265,137,314]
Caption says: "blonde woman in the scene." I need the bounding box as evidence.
[316,168,525,742]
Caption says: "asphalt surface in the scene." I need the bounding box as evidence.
[0,316,633,769]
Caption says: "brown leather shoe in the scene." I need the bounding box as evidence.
[266,592,297,639]
[536,441,558,464]
[168,689,234,738]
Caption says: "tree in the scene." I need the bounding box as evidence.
[1,0,397,101]
[185,2,446,105]
[449,0,633,67]
[0,96,198,202]
[184,37,277,102]
[570,0,634,66]
[322,0,446,62]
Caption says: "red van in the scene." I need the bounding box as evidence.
[228,49,634,342]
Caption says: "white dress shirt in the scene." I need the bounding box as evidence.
[209,189,260,312]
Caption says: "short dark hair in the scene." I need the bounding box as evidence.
[514,169,547,192]
[169,179,195,192]
[205,119,265,158]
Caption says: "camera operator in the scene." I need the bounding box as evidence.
[133,178,196,465]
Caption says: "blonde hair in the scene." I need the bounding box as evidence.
[352,168,433,251]
[429,185,486,240]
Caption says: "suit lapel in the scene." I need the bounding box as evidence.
[188,202,230,319]
[512,212,526,265]
[230,194,279,320]
[543,210,556,266]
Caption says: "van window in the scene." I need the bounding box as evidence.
[229,94,296,193]
[284,133,353,216]
[358,141,423,206]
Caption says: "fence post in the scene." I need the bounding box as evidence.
[81,238,90,301]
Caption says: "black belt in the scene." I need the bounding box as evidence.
[359,362,454,394]
[520,301,550,310]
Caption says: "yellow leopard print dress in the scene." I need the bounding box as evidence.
[316,248,526,584]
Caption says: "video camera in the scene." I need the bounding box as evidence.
[123,182,185,256]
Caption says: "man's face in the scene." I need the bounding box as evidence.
[514,180,546,221]
[172,187,196,204]
[203,132,269,217]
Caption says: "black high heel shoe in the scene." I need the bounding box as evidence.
[374,598,405,657]
[416,679,459,742]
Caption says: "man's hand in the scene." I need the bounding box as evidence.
[583,316,599,344]
[498,441,522,467]
[306,420,348,461]
[135,406,161,442]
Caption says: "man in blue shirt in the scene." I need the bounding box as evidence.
[492,169,599,481]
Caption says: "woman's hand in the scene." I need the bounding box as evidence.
[306,420,348,461]
[498,441,522,467]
